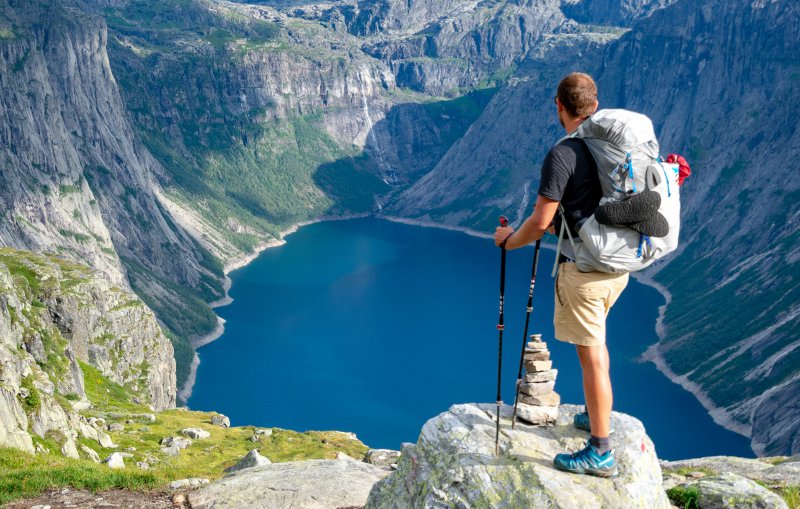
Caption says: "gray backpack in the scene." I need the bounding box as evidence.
[553,109,681,275]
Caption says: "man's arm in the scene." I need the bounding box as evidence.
[493,195,559,249]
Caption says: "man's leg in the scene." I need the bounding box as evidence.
[576,344,612,443]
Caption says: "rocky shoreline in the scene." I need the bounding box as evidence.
[633,271,753,442]
[179,214,370,402]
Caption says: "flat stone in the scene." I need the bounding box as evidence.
[525,369,558,383]
[224,449,271,474]
[80,445,100,463]
[191,460,389,509]
[161,436,192,449]
[526,342,548,350]
[182,428,210,439]
[662,456,800,487]
[97,431,117,449]
[516,403,560,425]
[211,414,230,428]
[519,391,561,407]
[104,452,125,469]
[519,381,556,396]
[524,360,553,373]
[136,462,150,469]
[366,404,668,508]
[523,351,551,362]
[161,445,182,456]
[255,428,273,436]
[691,472,789,508]
[364,449,402,469]
[107,423,124,432]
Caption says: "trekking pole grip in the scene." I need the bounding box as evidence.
[499,216,511,249]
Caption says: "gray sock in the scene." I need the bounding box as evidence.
[590,435,611,455]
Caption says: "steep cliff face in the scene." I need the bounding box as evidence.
[388,0,800,455]
[560,0,677,26]
[0,248,175,456]
[0,0,223,388]
[305,0,573,96]
[598,0,800,457]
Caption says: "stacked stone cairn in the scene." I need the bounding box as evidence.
[515,334,560,425]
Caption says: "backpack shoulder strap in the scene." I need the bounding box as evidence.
[551,205,580,278]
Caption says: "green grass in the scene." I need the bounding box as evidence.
[1,365,371,504]
[59,184,80,195]
[0,447,160,504]
[667,485,699,509]
[782,486,800,509]
[20,375,41,412]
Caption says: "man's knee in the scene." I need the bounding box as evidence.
[576,344,609,372]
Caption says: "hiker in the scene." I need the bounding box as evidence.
[494,72,626,477]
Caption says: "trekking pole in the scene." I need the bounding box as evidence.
[494,216,509,456]
[511,239,541,430]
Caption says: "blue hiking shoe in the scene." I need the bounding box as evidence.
[573,409,615,433]
[574,411,591,432]
[553,441,619,478]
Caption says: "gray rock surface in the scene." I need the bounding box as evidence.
[211,414,231,428]
[161,436,192,450]
[662,456,800,487]
[81,445,101,463]
[170,478,209,489]
[104,452,125,469]
[366,403,670,508]
[190,460,389,509]
[223,449,272,474]
[682,472,789,509]
[364,449,402,469]
[0,250,174,456]
[181,428,210,439]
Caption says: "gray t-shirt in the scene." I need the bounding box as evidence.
[537,138,601,238]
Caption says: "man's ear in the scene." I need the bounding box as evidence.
[591,100,599,114]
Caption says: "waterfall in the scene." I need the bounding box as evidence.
[359,67,398,186]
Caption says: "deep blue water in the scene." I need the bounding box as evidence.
[189,218,754,461]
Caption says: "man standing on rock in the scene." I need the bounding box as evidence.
[494,72,627,477]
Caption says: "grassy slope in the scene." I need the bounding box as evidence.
[0,361,369,504]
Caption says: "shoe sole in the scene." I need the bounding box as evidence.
[554,463,619,478]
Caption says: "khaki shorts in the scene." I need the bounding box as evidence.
[554,263,629,347]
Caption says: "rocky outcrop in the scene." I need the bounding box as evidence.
[366,403,670,508]
[560,0,677,26]
[189,459,389,509]
[0,248,175,455]
[662,455,800,490]
[223,448,271,474]
[314,0,574,95]
[672,472,789,509]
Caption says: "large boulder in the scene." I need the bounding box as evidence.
[190,459,389,509]
[677,472,789,509]
[366,403,670,508]
[662,456,800,488]
[223,449,271,474]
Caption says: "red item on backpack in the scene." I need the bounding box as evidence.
[666,154,691,185]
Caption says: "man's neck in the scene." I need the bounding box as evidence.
[564,116,588,134]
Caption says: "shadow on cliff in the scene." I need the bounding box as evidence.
[312,87,499,215]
